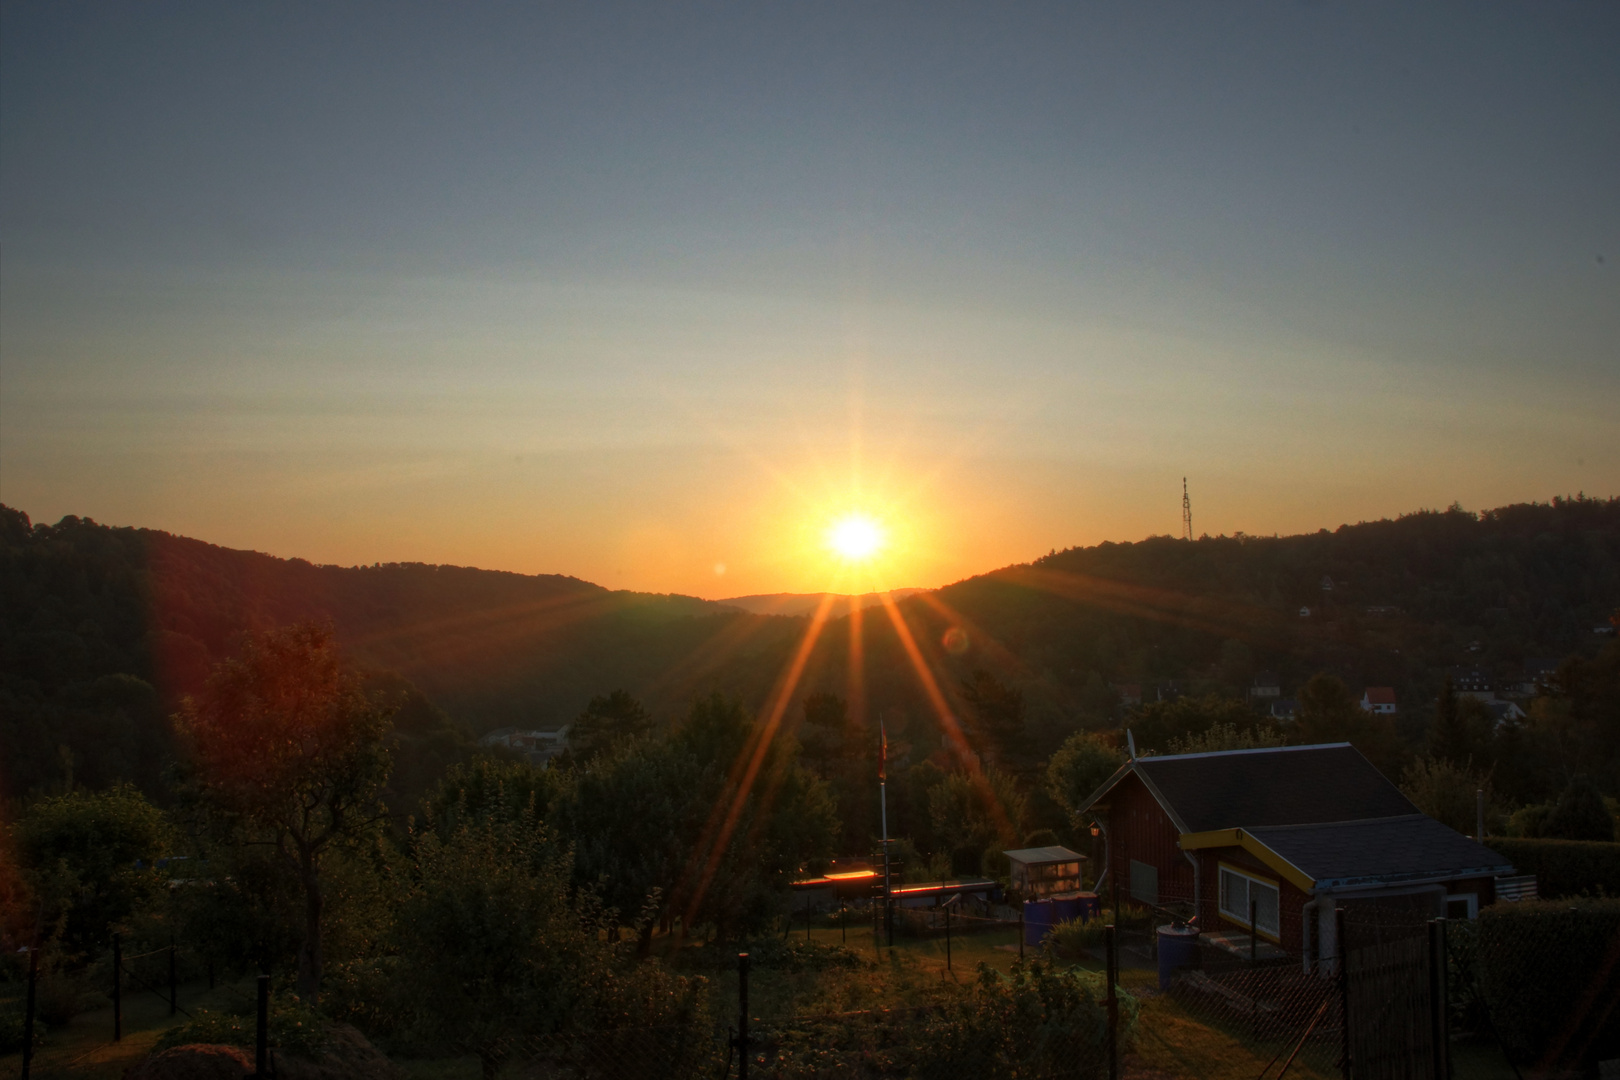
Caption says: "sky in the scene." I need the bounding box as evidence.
[2,2,1616,598]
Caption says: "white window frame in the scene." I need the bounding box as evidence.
[1218,863,1281,941]
[1444,893,1478,920]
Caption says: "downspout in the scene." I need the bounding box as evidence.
[1301,897,1319,974]
[1181,845,1200,926]
[1092,818,1111,896]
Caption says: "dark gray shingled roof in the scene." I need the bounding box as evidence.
[1246,815,1514,889]
[1132,743,1418,833]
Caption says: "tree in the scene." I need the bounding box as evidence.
[392,803,707,1079]
[1165,722,1286,756]
[1045,732,1125,826]
[1297,673,1407,779]
[564,693,837,944]
[1542,777,1616,842]
[178,623,394,1003]
[568,690,653,762]
[928,767,1026,877]
[797,691,851,771]
[1123,694,1256,755]
[1400,758,1495,837]
[12,784,172,957]
[959,670,1025,762]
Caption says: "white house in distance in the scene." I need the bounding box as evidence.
[478,726,572,764]
[1360,687,1397,715]
[1250,672,1282,700]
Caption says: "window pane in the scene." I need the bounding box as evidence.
[1255,880,1279,936]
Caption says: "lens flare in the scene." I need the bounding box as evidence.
[827,515,885,561]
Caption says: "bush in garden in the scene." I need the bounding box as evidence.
[913,957,1136,1080]
[1474,898,1620,1071]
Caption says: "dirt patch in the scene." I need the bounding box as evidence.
[123,1043,252,1080]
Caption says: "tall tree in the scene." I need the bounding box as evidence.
[178,623,394,1003]
[1045,732,1125,827]
[1297,672,1407,779]
[959,670,1025,762]
[568,690,653,762]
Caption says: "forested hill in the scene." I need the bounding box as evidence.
[0,506,805,798]
[3,497,1617,801]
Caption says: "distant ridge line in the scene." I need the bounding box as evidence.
[716,589,928,617]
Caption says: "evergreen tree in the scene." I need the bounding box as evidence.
[1428,677,1471,764]
[1543,777,1616,842]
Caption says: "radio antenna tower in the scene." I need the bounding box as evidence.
[1182,477,1193,541]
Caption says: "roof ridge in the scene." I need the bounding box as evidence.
[1139,742,1353,764]
[1244,813,1430,833]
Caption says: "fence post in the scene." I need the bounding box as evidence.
[736,952,750,1080]
[1018,905,1025,961]
[945,903,952,972]
[22,944,37,1080]
[1337,907,1350,1080]
[255,974,270,1078]
[169,935,177,1016]
[840,898,846,944]
[112,932,122,1042]
[1106,923,1118,1080]
[1251,897,1259,963]
[1428,919,1449,1080]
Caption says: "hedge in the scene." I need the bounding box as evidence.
[1475,898,1620,1070]
[1489,837,1620,899]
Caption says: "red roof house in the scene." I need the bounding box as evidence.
[1077,744,1513,969]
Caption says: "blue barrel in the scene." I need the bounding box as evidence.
[1157,924,1200,990]
[1048,895,1084,926]
[1023,899,1054,947]
[1072,892,1101,923]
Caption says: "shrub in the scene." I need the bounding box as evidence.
[913,957,1137,1080]
[1474,898,1620,1070]
[1048,917,1108,955]
[154,993,330,1058]
[1489,837,1620,898]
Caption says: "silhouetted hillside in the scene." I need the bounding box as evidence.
[717,589,925,616]
[4,496,1616,802]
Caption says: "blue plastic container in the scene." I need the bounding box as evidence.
[1023,899,1055,947]
[1157,924,1200,990]
[1072,892,1101,922]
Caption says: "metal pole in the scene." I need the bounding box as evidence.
[169,936,177,1016]
[1019,905,1025,961]
[737,953,750,1080]
[1106,924,1118,1080]
[256,974,270,1078]
[1429,920,1449,1080]
[945,903,952,972]
[881,777,892,949]
[840,897,846,944]
[1336,907,1350,1080]
[112,932,122,1042]
[1251,897,1258,964]
[22,945,37,1080]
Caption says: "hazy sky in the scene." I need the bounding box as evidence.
[3,3,1616,597]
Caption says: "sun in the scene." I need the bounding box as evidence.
[826,514,885,561]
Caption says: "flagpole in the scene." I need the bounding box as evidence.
[880,720,892,948]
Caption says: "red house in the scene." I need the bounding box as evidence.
[1078,744,1513,969]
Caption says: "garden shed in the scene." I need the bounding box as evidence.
[1003,845,1086,898]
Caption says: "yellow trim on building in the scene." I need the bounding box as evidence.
[1179,828,1316,893]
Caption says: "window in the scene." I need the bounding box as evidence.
[1445,893,1478,920]
[1129,859,1158,905]
[1218,864,1280,939]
